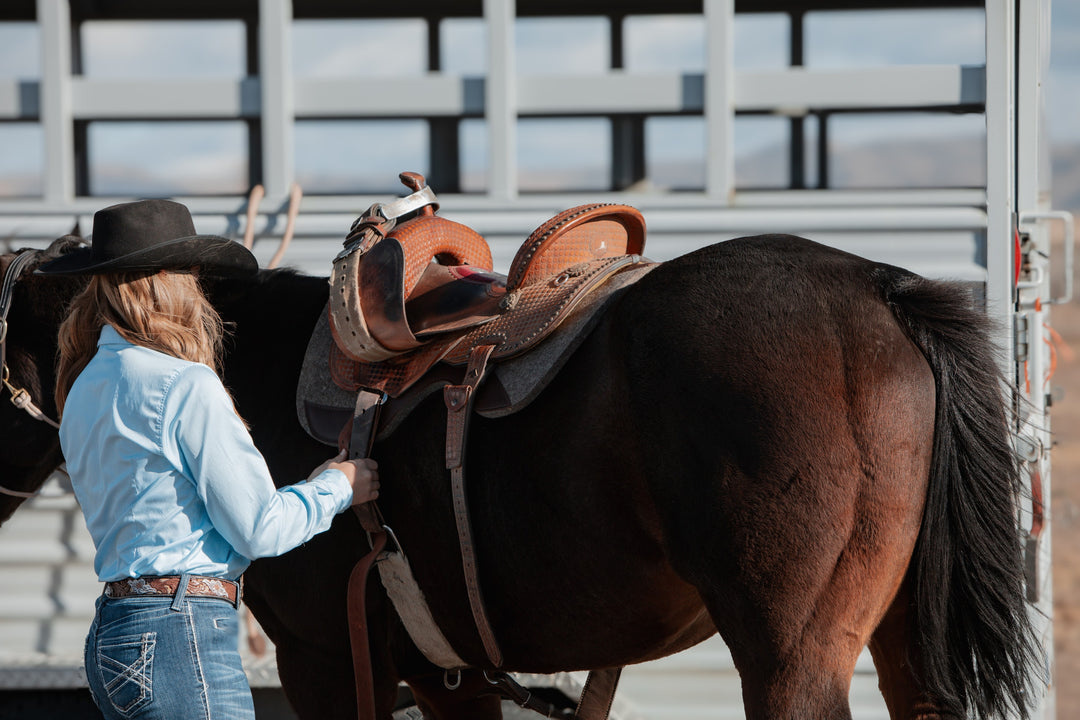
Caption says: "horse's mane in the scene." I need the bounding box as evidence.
[0,237,89,324]
[37,234,88,261]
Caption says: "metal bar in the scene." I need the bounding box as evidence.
[37,0,75,204]
[427,15,441,73]
[610,13,625,70]
[984,0,1016,334]
[248,119,264,190]
[484,0,517,200]
[4,66,990,123]
[1012,3,1056,718]
[429,118,462,194]
[70,78,262,118]
[73,120,89,197]
[704,0,735,203]
[296,76,483,116]
[817,111,829,189]
[609,13,644,190]
[612,116,646,191]
[736,65,986,111]
[258,0,295,200]
[789,10,805,189]
[245,18,259,76]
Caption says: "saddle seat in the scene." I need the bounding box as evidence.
[328,175,646,398]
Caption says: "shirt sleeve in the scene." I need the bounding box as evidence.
[160,364,354,560]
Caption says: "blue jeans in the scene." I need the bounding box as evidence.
[84,579,255,720]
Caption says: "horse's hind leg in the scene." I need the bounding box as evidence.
[868,580,950,719]
[672,389,933,720]
[695,558,874,720]
[652,398,931,720]
[696,500,924,720]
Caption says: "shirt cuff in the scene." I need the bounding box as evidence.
[309,467,354,513]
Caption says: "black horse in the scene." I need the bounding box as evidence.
[0,232,1041,719]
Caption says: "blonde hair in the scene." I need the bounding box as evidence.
[55,271,225,415]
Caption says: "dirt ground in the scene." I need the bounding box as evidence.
[1051,283,1080,715]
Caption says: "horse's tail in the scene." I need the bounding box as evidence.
[877,267,1042,720]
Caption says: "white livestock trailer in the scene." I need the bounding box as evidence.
[0,1,1066,718]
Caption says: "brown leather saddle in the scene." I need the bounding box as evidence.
[330,173,647,720]
[327,172,647,399]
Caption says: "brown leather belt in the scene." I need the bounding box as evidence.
[104,575,240,604]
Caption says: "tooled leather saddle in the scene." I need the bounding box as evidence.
[316,172,653,720]
[327,171,648,398]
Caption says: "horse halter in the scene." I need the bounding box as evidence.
[0,249,62,499]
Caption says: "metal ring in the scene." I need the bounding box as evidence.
[444,669,462,690]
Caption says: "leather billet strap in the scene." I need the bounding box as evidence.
[348,389,386,535]
[347,528,387,720]
[345,387,389,720]
[444,343,503,668]
[443,343,624,717]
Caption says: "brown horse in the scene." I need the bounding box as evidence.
[0,232,1041,720]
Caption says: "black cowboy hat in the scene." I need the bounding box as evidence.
[35,199,257,277]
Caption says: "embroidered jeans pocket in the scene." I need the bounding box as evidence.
[98,631,156,717]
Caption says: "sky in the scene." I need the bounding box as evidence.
[0,5,1075,197]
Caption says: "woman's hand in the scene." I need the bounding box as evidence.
[309,450,380,505]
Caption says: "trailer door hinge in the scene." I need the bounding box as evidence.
[1014,313,1030,363]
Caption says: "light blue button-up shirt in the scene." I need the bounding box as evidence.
[60,324,353,581]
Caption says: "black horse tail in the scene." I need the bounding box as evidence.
[876,267,1042,720]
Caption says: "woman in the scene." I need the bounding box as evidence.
[36,199,379,720]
